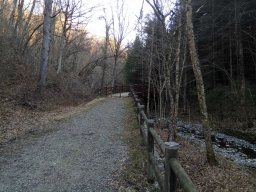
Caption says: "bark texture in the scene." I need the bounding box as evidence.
[38,0,53,90]
[186,0,217,165]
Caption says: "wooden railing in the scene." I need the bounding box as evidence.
[99,84,145,97]
[130,85,198,192]
[101,85,130,97]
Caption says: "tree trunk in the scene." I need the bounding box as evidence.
[14,0,25,39]
[100,58,107,90]
[8,0,18,34]
[234,0,248,128]
[146,26,154,116]
[158,62,163,118]
[21,0,36,44]
[211,0,216,88]
[111,55,118,88]
[38,0,53,90]
[183,70,187,112]
[172,7,183,140]
[229,25,233,81]
[186,0,217,165]
[57,5,70,75]
[49,6,57,66]
[101,24,110,91]
[57,31,66,74]
[0,0,6,34]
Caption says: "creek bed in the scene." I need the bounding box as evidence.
[176,121,256,168]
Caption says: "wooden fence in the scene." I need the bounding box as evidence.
[130,85,198,192]
[100,84,145,97]
[101,85,130,97]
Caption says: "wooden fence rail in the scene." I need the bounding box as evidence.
[129,85,198,192]
[97,84,146,98]
[97,85,130,97]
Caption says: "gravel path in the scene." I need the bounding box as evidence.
[0,98,127,192]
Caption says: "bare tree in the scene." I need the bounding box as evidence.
[109,0,129,87]
[21,0,37,44]
[8,0,18,33]
[99,8,111,90]
[56,0,85,74]
[13,0,25,39]
[185,0,217,165]
[168,2,186,140]
[38,0,53,90]
[146,26,154,115]
[146,0,171,119]
[146,0,185,139]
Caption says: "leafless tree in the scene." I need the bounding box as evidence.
[38,0,53,90]
[146,0,185,139]
[99,8,111,90]
[185,0,217,165]
[56,0,86,74]
[109,0,129,87]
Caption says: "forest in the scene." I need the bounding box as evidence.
[0,0,132,148]
[0,0,256,190]
[0,0,255,156]
[125,0,256,163]
[0,0,128,106]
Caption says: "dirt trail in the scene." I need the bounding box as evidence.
[0,98,127,192]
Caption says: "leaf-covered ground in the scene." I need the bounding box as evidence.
[119,98,256,192]
[177,139,256,191]
[1,96,255,191]
[0,96,105,144]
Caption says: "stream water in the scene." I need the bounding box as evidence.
[176,121,256,168]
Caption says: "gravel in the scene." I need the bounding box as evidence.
[0,98,127,192]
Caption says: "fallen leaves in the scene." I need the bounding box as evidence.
[0,97,107,144]
[177,139,256,192]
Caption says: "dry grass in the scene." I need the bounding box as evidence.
[114,98,159,192]
[116,99,256,192]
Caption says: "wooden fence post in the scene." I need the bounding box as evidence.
[164,142,179,192]
[147,119,155,183]
[138,104,145,145]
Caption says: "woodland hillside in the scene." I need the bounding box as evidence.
[0,0,256,191]
[125,0,256,145]
[0,0,126,105]
[0,0,255,162]
[0,0,127,142]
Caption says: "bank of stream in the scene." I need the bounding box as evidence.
[176,121,256,168]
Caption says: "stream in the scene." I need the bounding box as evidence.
[176,121,256,168]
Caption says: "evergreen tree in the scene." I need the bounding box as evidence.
[125,36,144,84]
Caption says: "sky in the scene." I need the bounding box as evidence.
[85,0,152,44]
[24,0,175,44]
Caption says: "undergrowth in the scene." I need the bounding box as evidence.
[117,98,159,192]
[117,98,256,192]
[177,138,256,191]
